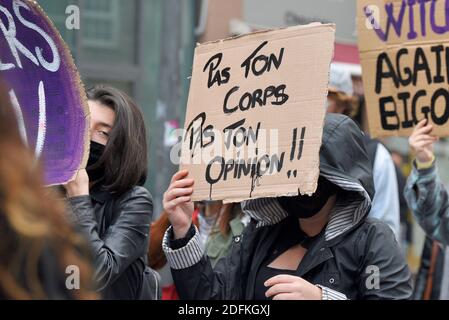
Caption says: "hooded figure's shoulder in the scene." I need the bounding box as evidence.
[352,217,400,253]
[362,217,397,237]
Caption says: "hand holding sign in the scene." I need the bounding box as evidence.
[163,170,195,239]
[408,119,438,163]
[64,168,89,198]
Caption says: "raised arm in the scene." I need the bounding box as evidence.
[404,119,449,245]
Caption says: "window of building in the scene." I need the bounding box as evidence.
[82,0,120,49]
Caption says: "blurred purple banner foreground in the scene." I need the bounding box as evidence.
[0,0,89,185]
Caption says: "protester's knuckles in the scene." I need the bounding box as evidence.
[170,189,182,197]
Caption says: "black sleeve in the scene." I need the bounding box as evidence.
[163,224,248,300]
[68,187,153,291]
[170,224,196,249]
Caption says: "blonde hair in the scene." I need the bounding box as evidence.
[328,91,359,119]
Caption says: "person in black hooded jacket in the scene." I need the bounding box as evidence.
[162,114,412,300]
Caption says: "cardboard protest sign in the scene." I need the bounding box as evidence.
[0,0,89,185]
[180,23,335,203]
[358,0,449,137]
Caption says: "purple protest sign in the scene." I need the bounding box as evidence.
[0,0,89,185]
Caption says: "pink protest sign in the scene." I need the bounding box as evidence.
[0,0,89,185]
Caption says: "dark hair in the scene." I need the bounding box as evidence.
[87,85,148,195]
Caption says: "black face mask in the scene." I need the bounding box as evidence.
[86,141,106,182]
[277,177,338,219]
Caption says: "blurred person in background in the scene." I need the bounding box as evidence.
[205,203,248,268]
[194,201,248,259]
[414,236,449,300]
[405,119,449,297]
[405,120,449,243]
[64,85,157,300]
[326,64,401,242]
[196,201,222,249]
[0,82,96,300]
[148,202,247,299]
[390,150,413,256]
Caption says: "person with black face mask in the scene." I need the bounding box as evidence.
[85,140,106,182]
[64,85,158,300]
[277,176,339,219]
[161,114,412,300]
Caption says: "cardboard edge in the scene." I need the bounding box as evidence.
[196,23,336,49]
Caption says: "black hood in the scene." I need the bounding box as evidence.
[319,113,374,201]
[242,113,374,242]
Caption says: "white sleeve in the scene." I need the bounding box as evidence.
[162,226,205,270]
[317,285,348,300]
[369,143,401,242]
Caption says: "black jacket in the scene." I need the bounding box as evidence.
[165,114,412,300]
[69,185,153,299]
